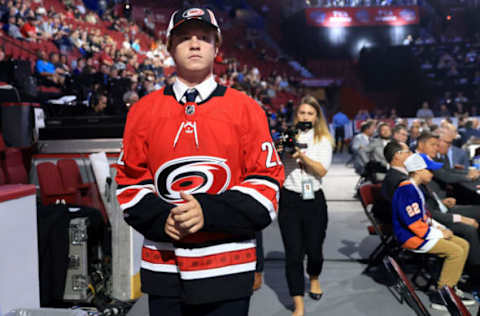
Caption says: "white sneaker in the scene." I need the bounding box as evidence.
[454,286,476,306]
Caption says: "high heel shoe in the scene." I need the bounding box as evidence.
[309,291,323,300]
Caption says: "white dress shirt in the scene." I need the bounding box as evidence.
[173,75,218,103]
[283,130,332,193]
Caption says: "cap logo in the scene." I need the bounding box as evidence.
[182,8,205,18]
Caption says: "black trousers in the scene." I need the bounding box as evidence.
[278,188,328,297]
[148,295,250,316]
[334,126,345,152]
[449,205,480,266]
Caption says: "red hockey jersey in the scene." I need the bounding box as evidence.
[115,84,284,304]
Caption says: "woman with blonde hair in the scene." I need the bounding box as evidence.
[279,95,333,316]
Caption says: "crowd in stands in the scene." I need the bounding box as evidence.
[307,0,417,8]
[0,0,301,120]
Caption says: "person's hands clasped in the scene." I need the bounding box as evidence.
[467,169,480,181]
[440,227,453,239]
[165,191,204,240]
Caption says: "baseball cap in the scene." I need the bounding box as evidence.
[404,153,443,172]
[166,7,221,41]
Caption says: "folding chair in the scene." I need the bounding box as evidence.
[359,183,400,269]
[383,256,431,316]
[439,286,472,316]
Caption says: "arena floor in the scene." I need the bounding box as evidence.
[128,153,480,316]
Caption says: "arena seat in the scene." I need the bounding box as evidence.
[3,148,28,184]
[36,161,79,205]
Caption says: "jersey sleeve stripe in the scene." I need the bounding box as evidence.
[243,178,279,193]
[179,261,256,280]
[119,188,156,211]
[230,185,277,221]
[245,175,280,189]
[116,184,156,195]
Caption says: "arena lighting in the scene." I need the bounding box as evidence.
[328,26,346,45]
[123,2,132,12]
[354,38,372,55]
[446,15,452,21]
[390,26,405,45]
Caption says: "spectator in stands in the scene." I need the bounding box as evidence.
[437,104,450,118]
[361,122,391,169]
[35,51,65,85]
[408,124,421,149]
[461,118,480,145]
[86,91,108,114]
[417,132,480,205]
[382,140,411,202]
[454,91,468,104]
[439,128,469,170]
[122,90,138,109]
[352,120,375,175]
[416,101,434,119]
[392,123,408,144]
[4,16,24,40]
[392,153,474,311]
[454,102,468,117]
[332,109,349,154]
[354,108,370,121]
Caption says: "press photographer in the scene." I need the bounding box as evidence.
[277,95,334,316]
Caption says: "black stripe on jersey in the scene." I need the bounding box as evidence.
[140,269,181,297]
[195,190,272,234]
[163,84,227,105]
[245,175,280,189]
[173,234,254,249]
[117,179,154,190]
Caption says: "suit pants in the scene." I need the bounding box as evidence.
[148,295,250,316]
[279,188,328,297]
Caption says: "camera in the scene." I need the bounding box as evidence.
[279,121,312,153]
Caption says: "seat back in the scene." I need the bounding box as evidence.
[36,162,79,205]
[57,158,83,191]
[4,148,28,184]
[359,183,387,240]
[439,286,472,316]
[383,256,431,316]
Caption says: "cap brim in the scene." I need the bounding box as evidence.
[426,160,443,170]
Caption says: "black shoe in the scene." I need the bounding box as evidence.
[309,291,323,300]
[429,291,448,311]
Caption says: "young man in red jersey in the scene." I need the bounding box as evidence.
[115,7,284,316]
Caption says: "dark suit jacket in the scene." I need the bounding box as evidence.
[432,155,479,195]
[421,183,456,226]
[381,167,408,202]
[451,146,470,170]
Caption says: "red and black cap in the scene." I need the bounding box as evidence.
[166,7,221,40]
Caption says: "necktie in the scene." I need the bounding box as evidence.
[184,89,199,103]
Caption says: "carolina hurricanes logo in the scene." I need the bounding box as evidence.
[182,8,205,18]
[154,156,231,203]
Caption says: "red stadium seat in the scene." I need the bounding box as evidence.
[36,162,79,205]
[3,148,28,184]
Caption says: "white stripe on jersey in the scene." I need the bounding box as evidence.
[119,188,155,211]
[230,185,277,221]
[141,261,179,273]
[116,184,155,195]
[243,178,279,193]
[174,239,256,257]
[179,262,256,280]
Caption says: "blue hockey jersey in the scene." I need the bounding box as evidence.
[392,180,443,252]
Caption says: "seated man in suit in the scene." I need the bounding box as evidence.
[351,120,375,175]
[442,123,469,169]
[423,130,480,205]
[382,140,411,202]
[415,131,480,268]
[363,122,391,169]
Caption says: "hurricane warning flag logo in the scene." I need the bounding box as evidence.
[154,156,231,203]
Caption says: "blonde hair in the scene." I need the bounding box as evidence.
[294,95,334,145]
